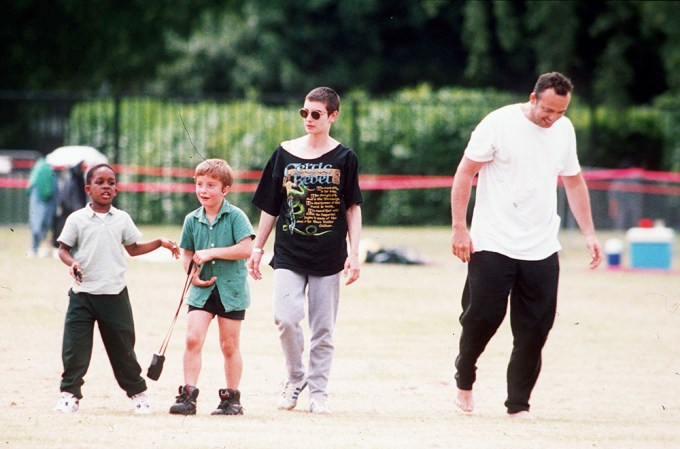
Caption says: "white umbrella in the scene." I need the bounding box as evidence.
[46,145,108,168]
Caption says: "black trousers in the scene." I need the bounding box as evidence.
[454,251,559,413]
[60,287,146,399]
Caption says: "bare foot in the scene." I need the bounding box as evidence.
[508,410,533,420]
[455,389,474,413]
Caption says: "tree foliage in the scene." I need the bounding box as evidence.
[0,0,225,92]
[2,0,680,104]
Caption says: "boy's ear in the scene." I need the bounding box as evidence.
[222,185,231,196]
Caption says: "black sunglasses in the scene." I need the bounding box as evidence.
[299,108,326,120]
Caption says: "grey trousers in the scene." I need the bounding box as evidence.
[273,269,340,400]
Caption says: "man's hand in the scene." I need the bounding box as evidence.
[585,235,603,269]
[452,227,474,263]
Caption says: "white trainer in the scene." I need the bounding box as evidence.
[277,379,308,410]
[55,392,79,413]
[309,397,332,414]
[132,392,152,414]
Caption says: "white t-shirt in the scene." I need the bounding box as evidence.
[464,103,580,260]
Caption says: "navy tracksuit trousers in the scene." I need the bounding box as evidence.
[454,251,559,413]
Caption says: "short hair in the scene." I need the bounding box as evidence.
[194,158,234,187]
[85,163,116,184]
[305,87,340,114]
[533,72,573,98]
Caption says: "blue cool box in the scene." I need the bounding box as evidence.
[625,227,674,270]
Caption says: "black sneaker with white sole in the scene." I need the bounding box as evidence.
[169,385,199,415]
[211,389,243,416]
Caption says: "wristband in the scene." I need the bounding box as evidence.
[252,248,265,254]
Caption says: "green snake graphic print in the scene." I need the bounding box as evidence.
[282,162,338,236]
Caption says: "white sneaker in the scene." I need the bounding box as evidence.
[277,379,308,410]
[309,397,332,414]
[55,392,79,413]
[132,392,152,414]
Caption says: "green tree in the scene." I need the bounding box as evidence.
[460,0,671,106]
[4,0,680,106]
[152,0,468,96]
[0,0,226,92]
[641,1,680,94]
[461,0,493,84]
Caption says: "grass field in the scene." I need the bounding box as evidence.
[1,225,679,449]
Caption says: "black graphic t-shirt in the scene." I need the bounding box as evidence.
[252,144,363,276]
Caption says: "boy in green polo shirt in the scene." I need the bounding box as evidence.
[169,159,254,416]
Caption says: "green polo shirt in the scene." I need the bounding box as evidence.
[180,200,255,312]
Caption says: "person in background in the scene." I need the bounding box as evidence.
[52,162,87,249]
[607,159,644,230]
[450,72,602,418]
[27,156,57,257]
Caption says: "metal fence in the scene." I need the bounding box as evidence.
[1,91,679,230]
